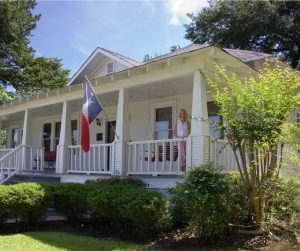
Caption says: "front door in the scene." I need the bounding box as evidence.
[106,121,116,170]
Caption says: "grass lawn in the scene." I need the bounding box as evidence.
[0,231,148,251]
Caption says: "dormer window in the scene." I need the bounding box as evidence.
[107,62,114,74]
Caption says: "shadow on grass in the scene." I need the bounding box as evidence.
[23,231,147,251]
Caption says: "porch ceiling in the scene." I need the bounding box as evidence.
[128,73,194,102]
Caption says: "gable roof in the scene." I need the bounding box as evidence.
[68,44,273,86]
[67,47,142,86]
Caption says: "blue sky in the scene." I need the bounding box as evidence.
[30,0,208,77]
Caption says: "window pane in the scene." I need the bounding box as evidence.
[71,120,78,145]
[155,107,172,140]
[43,123,51,139]
[207,101,224,139]
[55,122,61,138]
[43,139,51,152]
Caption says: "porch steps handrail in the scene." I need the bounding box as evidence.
[0,145,23,184]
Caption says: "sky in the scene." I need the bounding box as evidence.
[30,0,208,77]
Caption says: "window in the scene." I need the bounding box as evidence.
[54,122,61,149]
[43,123,51,151]
[207,101,224,139]
[154,106,173,140]
[71,120,78,145]
[107,62,114,74]
[11,128,19,148]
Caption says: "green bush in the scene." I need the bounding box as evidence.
[171,163,231,240]
[226,172,252,224]
[88,184,170,237]
[85,176,145,188]
[0,185,9,224]
[1,183,47,223]
[271,175,300,222]
[45,183,89,222]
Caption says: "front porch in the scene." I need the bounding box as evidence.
[0,46,251,184]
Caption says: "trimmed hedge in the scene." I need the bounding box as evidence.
[44,183,89,222]
[0,177,170,238]
[88,184,170,236]
[0,183,47,223]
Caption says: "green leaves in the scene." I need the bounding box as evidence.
[185,0,300,68]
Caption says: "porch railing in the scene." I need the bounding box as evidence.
[127,138,187,175]
[0,148,14,158]
[0,145,44,183]
[67,143,114,174]
[210,139,238,172]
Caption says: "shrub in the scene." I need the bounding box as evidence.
[226,172,252,224]
[4,183,47,223]
[85,176,145,188]
[0,185,9,225]
[271,175,300,222]
[171,163,231,240]
[45,183,89,222]
[88,184,170,237]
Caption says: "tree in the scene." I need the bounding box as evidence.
[202,61,300,232]
[0,0,69,101]
[185,0,300,68]
[170,45,181,52]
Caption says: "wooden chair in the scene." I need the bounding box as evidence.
[44,151,56,168]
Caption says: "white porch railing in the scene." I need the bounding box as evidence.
[210,139,238,172]
[127,138,187,175]
[0,148,13,158]
[22,145,45,171]
[67,143,114,174]
[0,145,44,183]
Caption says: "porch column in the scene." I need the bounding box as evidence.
[21,109,31,170]
[114,88,129,176]
[56,101,71,174]
[186,70,209,168]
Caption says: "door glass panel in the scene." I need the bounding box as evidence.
[43,123,51,151]
[71,120,78,145]
[154,107,172,140]
[11,128,19,148]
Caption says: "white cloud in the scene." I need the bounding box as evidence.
[166,0,208,25]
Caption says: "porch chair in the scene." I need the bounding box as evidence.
[44,151,56,168]
[144,144,178,162]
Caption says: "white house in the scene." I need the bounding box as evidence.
[0,44,298,188]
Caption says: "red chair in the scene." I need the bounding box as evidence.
[44,151,56,168]
[145,144,178,162]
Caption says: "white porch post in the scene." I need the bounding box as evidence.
[21,109,31,170]
[114,88,129,176]
[56,101,71,174]
[186,70,209,168]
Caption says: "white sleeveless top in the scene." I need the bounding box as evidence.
[177,120,189,138]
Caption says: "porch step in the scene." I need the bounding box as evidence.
[3,173,61,185]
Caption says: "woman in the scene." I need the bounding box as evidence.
[173,109,191,172]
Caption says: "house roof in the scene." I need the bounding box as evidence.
[100,48,142,66]
[144,43,271,64]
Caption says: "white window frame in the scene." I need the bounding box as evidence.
[107,62,114,74]
[41,118,61,151]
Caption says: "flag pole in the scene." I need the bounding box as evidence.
[84,75,119,140]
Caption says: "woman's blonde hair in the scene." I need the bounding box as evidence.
[179,109,189,122]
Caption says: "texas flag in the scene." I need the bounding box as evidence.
[81,82,102,152]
